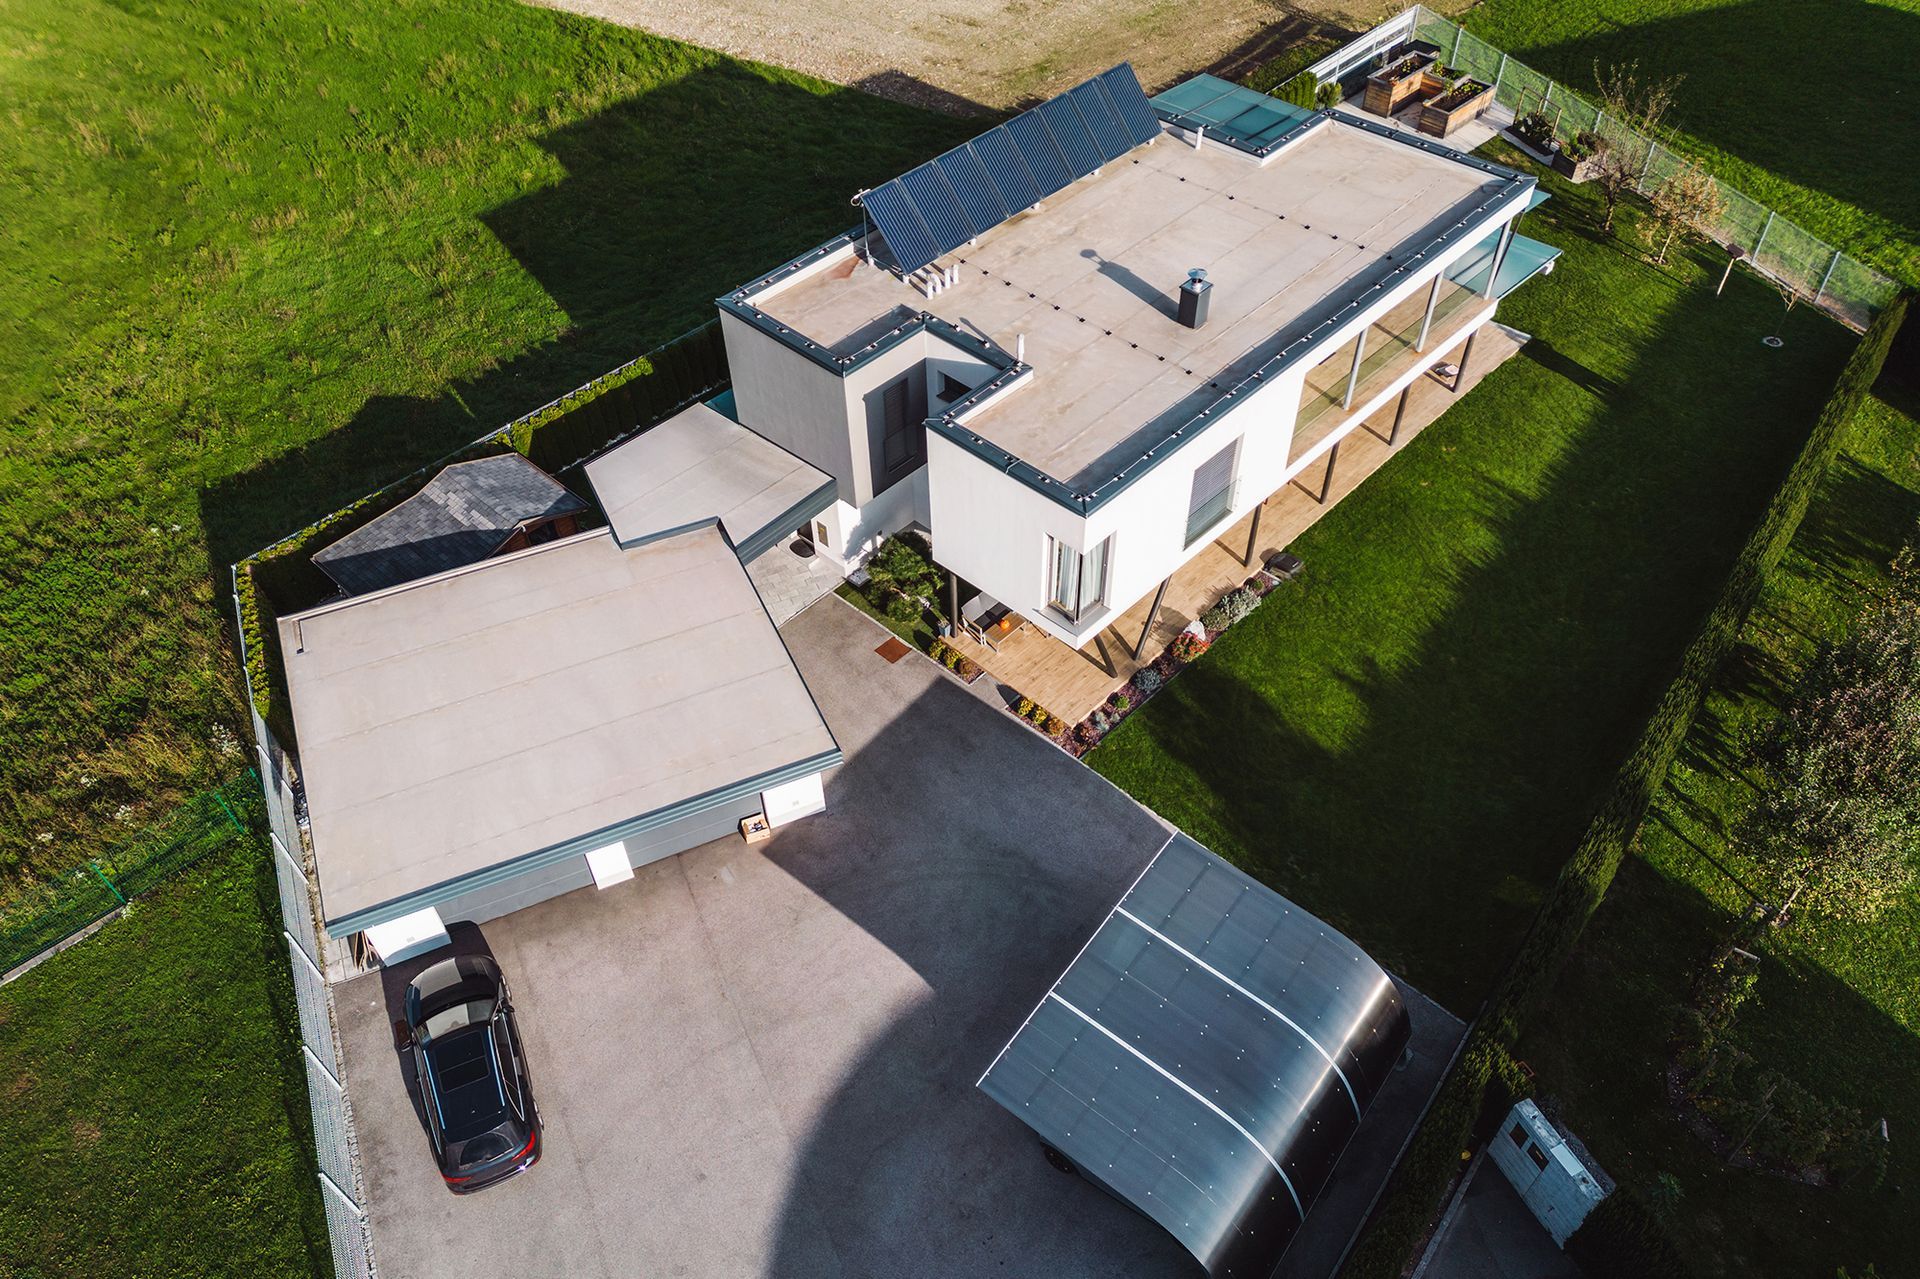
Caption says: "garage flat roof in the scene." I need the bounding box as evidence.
[978,834,1411,1278]
[279,524,840,934]
[749,115,1517,494]
[584,402,835,560]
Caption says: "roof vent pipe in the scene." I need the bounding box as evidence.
[1178,269,1212,329]
[1016,333,1026,362]
[1193,124,1206,151]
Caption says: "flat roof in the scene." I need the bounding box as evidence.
[310,454,589,596]
[978,834,1411,1277]
[752,117,1509,492]
[584,401,835,560]
[279,524,840,933]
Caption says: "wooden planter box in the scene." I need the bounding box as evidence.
[1418,81,1495,137]
[1363,55,1436,116]
[1551,148,1603,182]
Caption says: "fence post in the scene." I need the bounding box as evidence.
[1451,23,1464,63]
[1591,108,1604,136]
[1754,211,1775,258]
[87,861,126,906]
[1494,54,1507,95]
[1813,249,1842,305]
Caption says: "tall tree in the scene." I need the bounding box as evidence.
[1740,538,1920,923]
[1589,60,1683,233]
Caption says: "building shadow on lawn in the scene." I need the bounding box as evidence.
[1107,244,1853,1014]
[1513,0,1920,252]
[198,66,972,595]
[1517,851,1916,1279]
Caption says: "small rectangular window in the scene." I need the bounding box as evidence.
[938,372,973,401]
[1527,1143,1549,1172]
[1185,439,1240,547]
[1508,1122,1528,1147]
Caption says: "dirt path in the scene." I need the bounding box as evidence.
[531,0,1417,112]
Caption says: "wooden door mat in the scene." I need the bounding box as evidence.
[874,637,911,663]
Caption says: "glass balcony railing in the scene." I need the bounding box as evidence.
[1290,277,1489,464]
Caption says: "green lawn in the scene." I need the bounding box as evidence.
[1090,145,1855,1013]
[1463,0,1920,285]
[1513,385,1920,1279]
[0,838,327,1278]
[0,0,972,890]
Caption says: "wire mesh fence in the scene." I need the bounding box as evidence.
[1296,5,1905,332]
[0,775,262,977]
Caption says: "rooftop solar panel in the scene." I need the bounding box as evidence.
[861,179,941,275]
[934,145,1009,237]
[1036,96,1103,176]
[1070,80,1132,162]
[970,127,1041,213]
[898,161,977,256]
[1006,110,1073,198]
[1098,62,1163,145]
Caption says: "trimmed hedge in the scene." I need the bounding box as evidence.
[1339,294,1909,1279]
[234,321,729,742]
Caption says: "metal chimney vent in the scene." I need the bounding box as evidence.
[1178,268,1212,329]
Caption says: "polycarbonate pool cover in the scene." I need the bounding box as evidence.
[977,835,1410,1277]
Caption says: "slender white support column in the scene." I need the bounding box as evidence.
[1342,327,1370,409]
[1415,273,1444,351]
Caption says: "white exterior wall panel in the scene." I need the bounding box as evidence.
[720,311,859,503]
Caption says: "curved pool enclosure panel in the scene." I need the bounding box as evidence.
[977,834,1410,1277]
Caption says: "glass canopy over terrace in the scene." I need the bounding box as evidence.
[1150,74,1321,155]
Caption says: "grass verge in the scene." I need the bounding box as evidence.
[0,837,326,1278]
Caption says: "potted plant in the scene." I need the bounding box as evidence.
[1363,48,1438,115]
[1551,131,1608,182]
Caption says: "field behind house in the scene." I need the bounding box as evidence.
[0,0,973,894]
[1514,385,1920,1279]
[1463,0,1920,284]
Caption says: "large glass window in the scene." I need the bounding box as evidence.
[1050,535,1110,622]
[1185,439,1239,547]
[880,378,923,474]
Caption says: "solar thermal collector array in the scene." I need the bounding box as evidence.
[858,63,1163,275]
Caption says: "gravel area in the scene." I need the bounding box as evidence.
[528,0,1405,113]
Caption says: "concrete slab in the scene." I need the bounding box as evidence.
[335,596,1464,1278]
[1414,1154,1581,1279]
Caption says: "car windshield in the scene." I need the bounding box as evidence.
[425,1024,508,1143]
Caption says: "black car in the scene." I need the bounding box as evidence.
[393,954,541,1193]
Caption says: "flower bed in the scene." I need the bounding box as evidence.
[1055,572,1285,757]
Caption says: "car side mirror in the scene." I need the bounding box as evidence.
[392,1019,412,1052]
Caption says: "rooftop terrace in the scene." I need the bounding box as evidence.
[748,114,1522,498]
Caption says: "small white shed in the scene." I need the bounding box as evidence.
[1488,1098,1611,1246]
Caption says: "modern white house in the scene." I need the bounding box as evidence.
[715,65,1556,655]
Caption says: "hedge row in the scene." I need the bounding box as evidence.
[235,320,730,743]
[1339,293,1909,1279]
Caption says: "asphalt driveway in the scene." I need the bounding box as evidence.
[335,596,1461,1278]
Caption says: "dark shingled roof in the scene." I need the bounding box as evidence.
[312,454,590,596]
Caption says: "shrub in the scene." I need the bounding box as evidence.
[1028,703,1053,726]
[1566,1190,1688,1279]
[944,647,962,670]
[1045,714,1068,737]
[1090,709,1111,734]
[1172,632,1210,663]
[955,656,980,680]
[1134,667,1163,697]
[1201,586,1261,632]
[1272,70,1319,109]
[1315,79,1342,109]
[1111,692,1131,714]
[1015,696,1034,719]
